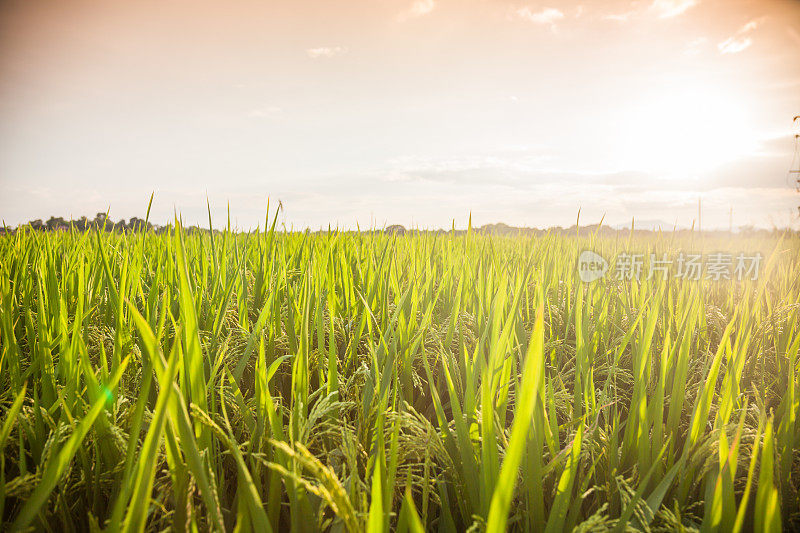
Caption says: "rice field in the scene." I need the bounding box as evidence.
[0,211,798,532]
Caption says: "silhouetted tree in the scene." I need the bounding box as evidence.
[385,224,406,235]
[93,212,108,230]
[46,217,66,231]
[127,217,149,231]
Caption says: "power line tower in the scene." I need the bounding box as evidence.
[793,116,800,218]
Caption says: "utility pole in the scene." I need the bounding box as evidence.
[793,116,800,217]
[729,205,733,233]
[698,197,702,233]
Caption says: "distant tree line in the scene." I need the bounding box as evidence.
[8,212,154,233]
[1,216,795,237]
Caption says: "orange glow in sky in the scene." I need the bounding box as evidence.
[1,0,799,229]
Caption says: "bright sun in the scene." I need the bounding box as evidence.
[616,82,757,177]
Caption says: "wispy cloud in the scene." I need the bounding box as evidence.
[306,46,347,59]
[684,36,708,55]
[718,36,752,54]
[397,0,435,21]
[513,7,565,29]
[718,19,762,54]
[602,0,697,22]
[603,11,635,22]
[650,0,698,19]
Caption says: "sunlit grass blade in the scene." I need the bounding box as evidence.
[486,303,544,532]
[11,357,130,532]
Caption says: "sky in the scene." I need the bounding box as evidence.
[1,0,799,230]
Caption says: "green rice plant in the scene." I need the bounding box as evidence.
[0,210,798,531]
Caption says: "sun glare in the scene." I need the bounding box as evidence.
[1,0,799,531]
[617,83,756,176]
